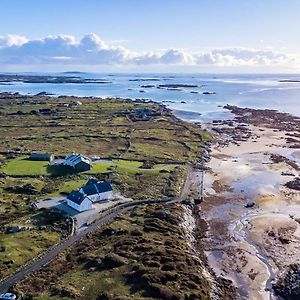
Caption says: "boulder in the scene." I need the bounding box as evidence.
[245,201,255,208]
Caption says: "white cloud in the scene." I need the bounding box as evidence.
[0,33,298,70]
[0,34,28,47]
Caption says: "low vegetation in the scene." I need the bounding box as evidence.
[14,204,214,300]
[0,95,212,281]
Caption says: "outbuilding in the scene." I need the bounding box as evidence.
[29,152,54,162]
[64,153,92,171]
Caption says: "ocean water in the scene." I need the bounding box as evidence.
[1,73,300,121]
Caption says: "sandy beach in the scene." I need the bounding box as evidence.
[201,107,300,299]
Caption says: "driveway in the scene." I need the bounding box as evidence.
[35,193,133,230]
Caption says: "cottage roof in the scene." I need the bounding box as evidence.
[82,179,112,196]
[67,191,86,205]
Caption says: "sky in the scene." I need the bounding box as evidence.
[0,0,299,73]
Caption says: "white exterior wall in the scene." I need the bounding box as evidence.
[86,191,112,203]
[67,198,92,212]
[99,191,112,200]
[87,194,99,202]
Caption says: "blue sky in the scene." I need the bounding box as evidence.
[0,0,299,72]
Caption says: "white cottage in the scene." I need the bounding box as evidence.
[80,178,113,202]
[67,178,113,212]
[67,191,92,212]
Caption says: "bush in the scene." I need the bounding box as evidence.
[102,253,128,269]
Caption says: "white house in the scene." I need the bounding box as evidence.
[80,178,113,202]
[67,178,113,212]
[67,191,92,212]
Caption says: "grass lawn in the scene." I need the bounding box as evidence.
[112,159,143,168]
[115,165,140,175]
[1,156,49,176]
[60,179,87,194]
[86,162,113,174]
[44,179,88,198]
[152,164,177,171]
[0,230,59,278]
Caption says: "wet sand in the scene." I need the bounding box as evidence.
[200,109,300,299]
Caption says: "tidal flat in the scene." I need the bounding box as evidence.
[201,106,300,300]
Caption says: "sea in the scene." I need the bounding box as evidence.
[1,72,300,122]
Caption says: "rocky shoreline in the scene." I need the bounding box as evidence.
[200,104,300,299]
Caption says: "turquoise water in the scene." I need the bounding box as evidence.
[1,73,300,121]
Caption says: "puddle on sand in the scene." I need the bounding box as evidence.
[232,171,282,200]
[273,147,300,166]
[209,151,294,202]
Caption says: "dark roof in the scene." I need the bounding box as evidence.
[67,191,86,205]
[97,181,113,193]
[82,179,112,196]
[82,184,98,196]
[64,153,91,166]
[86,178,98,185]
[30,153,53,159]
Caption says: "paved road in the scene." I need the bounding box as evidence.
[0,165,194,293]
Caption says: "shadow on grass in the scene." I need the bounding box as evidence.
[47,165,77,177]
[32,208,66,226]
[54,203,80,217]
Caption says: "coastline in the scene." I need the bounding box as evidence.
[197,105,300,299]
[1,90,299,299]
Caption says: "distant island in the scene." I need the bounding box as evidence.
[0,74,112,84]
[279,79,300,83]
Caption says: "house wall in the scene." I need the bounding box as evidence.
[86,191,112,203]
[99,191,112,201]
[67,198,92,212]
[74,161,91,172]
[67,199,79,211]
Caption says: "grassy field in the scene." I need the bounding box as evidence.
[0,97,210,162]
[112,159,143,168]
[85,162,113,174]
[0,230,60,279]
[43,179,88,198]
[1,157,177,177]
[1,156,49,176]
[0,95,212,281]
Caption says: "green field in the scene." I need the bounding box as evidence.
[0,230,59,278]
[1,156,49,176]
[1,157,177,177]
[85,161,113,174]
[112,159,143,168]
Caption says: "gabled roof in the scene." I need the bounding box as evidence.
[68,178,112,207]
[82,183,98,196]
[82,179,112,196]
[97,181,113,193]
[64,153,91,167]
[67,191,87,205]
